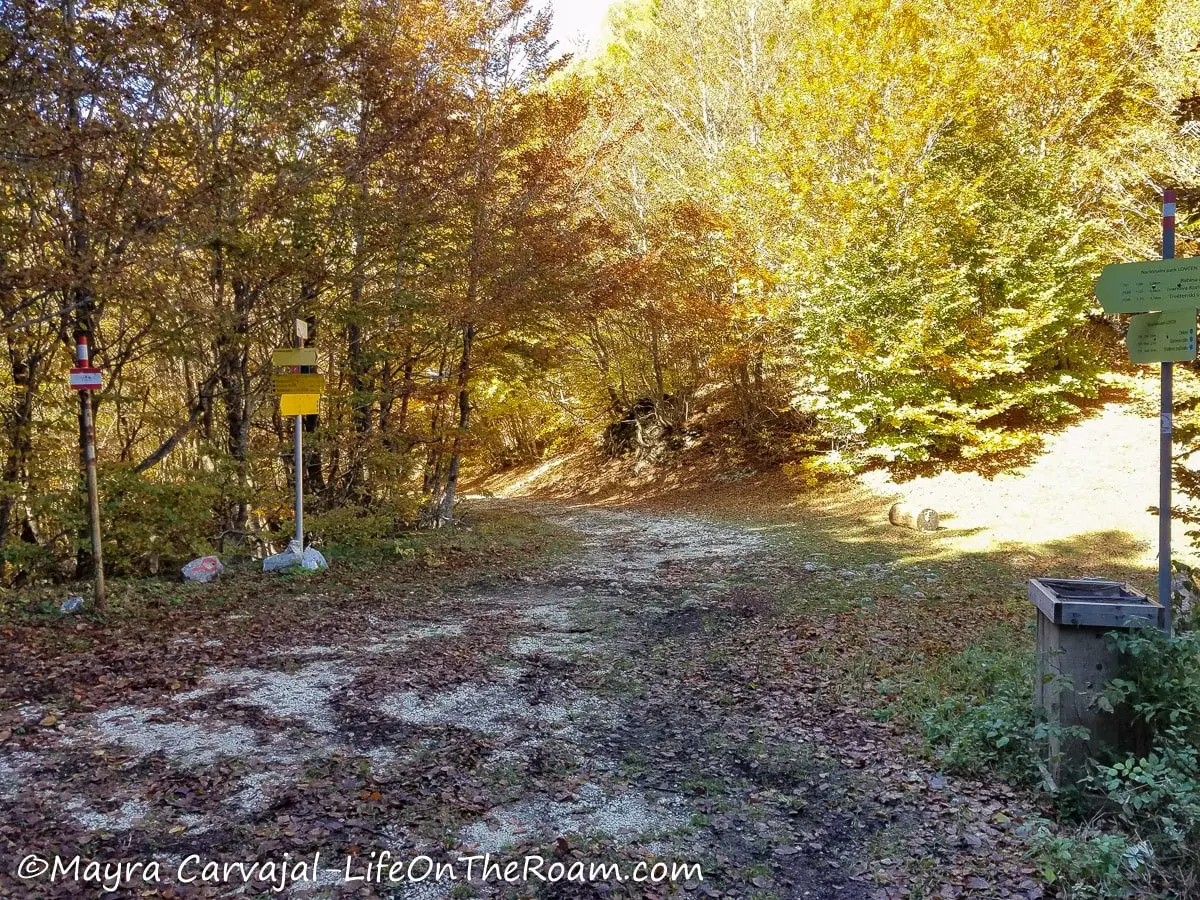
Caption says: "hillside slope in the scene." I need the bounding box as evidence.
[480,378,1198,590]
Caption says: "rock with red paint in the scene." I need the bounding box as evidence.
[182,555,224,583]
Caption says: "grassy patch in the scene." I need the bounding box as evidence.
[883,622,1042,781]
[0,504,579,626]
[312,501,580,567]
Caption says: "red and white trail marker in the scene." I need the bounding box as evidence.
[69,367,103,390]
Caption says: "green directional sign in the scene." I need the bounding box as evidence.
[1096,257,1200,314]
[1126,309,1197,364]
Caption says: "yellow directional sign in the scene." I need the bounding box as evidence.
[1127,309,1198,364]
[1095,257,1200,314]
[272,348,318,367]
[273,373,324,395]
[280,394,320,416]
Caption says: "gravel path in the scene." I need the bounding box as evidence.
[1,505,1045,899]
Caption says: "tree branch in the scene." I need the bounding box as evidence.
[133,372,219,473]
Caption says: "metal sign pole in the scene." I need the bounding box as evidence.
[77,336,106,612]
[1160,189,1176,635]
[294,321,305,549]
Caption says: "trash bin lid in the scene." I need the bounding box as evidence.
[1028,577,1163,629]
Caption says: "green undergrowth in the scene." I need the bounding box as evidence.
[0,504,579,624]
[309,501,579,567]
[884,621,1051,785]
[897,619,1200,899]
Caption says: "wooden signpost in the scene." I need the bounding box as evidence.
[1095,190,1187,633]
[71,336,105,611]
[273,320,324,549]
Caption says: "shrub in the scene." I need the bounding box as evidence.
[918,663,1041,783]
[100,467,221,576]
[305,498,420,561]
[1093,628,1200,862]
[1105,627,1200,742]
[1029,824,1153,899]
[896,630,1069,785]
[1092,730,1200,848]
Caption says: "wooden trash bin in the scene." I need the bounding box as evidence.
[1028,578,1162,784]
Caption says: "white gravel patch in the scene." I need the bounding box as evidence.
[197,660,355,733]
[268,645,342,657]
[382,682,613,739]
[390,881,454,900]
[286,867,347,896]
[492,664,522,684]
[518,603,579,629]
[16,702,44,721]
[93,706,266,763]
[363,746,400,768]
[547,509,765,585]
[508,633,593,657]
[177,812,215,834]
[66,797,150,833]
[458,783,686,853]
[226,771,281,813]
[0,753,30,799]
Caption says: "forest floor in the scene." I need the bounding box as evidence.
[0,387,1181,900]
[2,500,1049,900]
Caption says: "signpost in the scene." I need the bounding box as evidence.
[1094,256,1200,314]
[1160,191,1177,636]
[279,394,320,417]
[1125,309,1197,364]
[272,373,325,395]
[68,367,103,390]
[71,336,105,612]
[272,319,324,551]
[271,348,318,368]
[1096,190,1185,634]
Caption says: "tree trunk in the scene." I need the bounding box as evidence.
[438,321,474,525]
[216,278,253,534]
[342,93,372,502]
[649,314,665,399]
[397,352,413,435]
[422,337,451,498]
[0,345,41,580]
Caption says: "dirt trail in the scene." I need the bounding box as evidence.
[1,506,1043,899]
